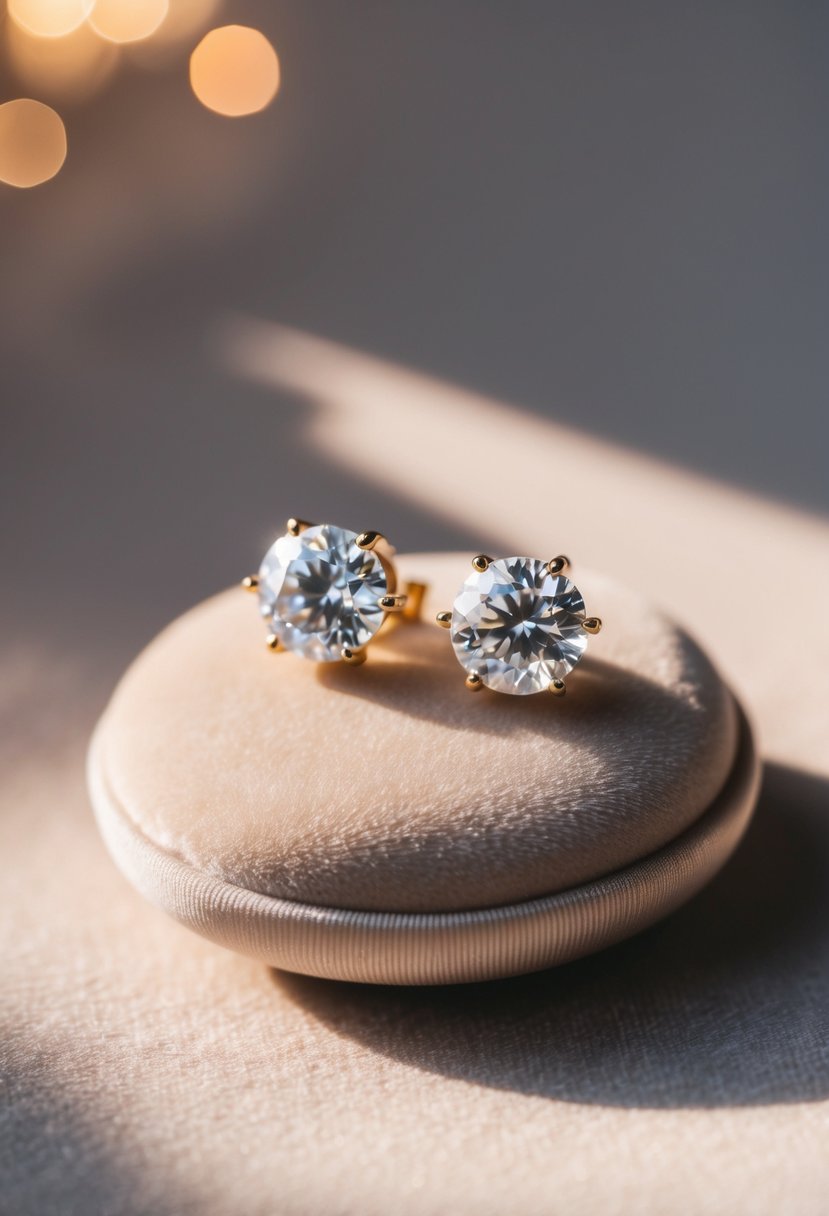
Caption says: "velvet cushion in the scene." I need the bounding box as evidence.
[93,554,740,915]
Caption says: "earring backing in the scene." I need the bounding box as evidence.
[437,553,602,696]
[243,519,425,665]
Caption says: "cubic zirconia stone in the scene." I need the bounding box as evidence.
[258,524,388,661]
[451,557,589,695]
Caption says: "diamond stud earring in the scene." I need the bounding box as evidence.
[436,553,602,695]
[243,519,425,665]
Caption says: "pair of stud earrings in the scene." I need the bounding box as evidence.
[242,519,602,697]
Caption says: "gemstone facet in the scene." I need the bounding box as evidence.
[258,524,389,661]
[450,557,590,695]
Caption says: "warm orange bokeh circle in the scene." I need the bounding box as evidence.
[0,99,67,188]
[190,25,280,117]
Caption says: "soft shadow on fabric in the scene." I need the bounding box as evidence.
[0,1069,184,1216]
[275,763,829,1109]
[316,619,709,741]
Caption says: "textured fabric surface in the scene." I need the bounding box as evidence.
[96,561,738,913]
[4,362,829,1215]
[89,704,758,982]
[2,715,828,1216]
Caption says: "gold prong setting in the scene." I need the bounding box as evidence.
[253,522,388,662]
[442,552,603,696]
[248,521,425,667]
[356,530,383,552]
[379,594,407,612]
[341,646,367,666]
[546,556,570,575]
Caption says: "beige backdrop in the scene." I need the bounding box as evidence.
[2,338,828,1216]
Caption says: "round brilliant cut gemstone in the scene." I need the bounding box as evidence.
[258,524,388,661]
[451,557,590,695]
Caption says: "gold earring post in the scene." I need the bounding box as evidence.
[401,581,427,622]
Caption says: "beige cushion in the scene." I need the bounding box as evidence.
[97,555,739,912]
[88,554,756,982]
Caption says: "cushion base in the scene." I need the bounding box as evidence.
[88,705,758,985]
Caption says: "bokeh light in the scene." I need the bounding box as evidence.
[7,20,119,102]
[7,0,93,39]
[0,99,67,188]
[190,25,279,117]
[89,0,169,44]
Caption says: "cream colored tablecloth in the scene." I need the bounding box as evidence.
[2,339,828,1216]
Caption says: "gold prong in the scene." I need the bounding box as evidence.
[241,574,259,593]
[583,617,603,635]
[436,611,452,629]
[465,673,484,692]
[265,634,283,652]
[356,530,383,551]
[341,646,367,666]
[547,556,570,575]
[379,594,407,612]
[472,554,493,573]
[549,678,566,696]
[287,518,313,536]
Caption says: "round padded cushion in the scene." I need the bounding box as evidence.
[92,552,744,902]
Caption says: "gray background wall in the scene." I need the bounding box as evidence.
[2,0,826,673]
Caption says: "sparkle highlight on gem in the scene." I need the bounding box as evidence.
[257,524,389,662]
[450,557,591,695]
